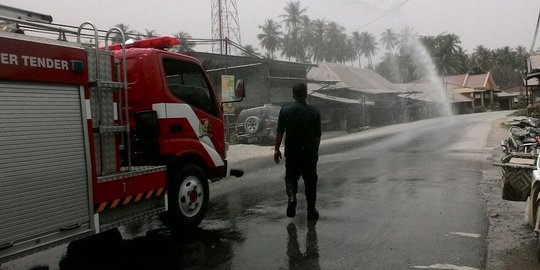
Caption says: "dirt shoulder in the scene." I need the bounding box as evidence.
[484,116,540,269]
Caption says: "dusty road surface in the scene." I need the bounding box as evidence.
[483,113,539,270]
[3,110,540,270]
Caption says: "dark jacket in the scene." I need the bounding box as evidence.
[277,100,321,159]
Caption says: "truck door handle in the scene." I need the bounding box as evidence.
[170,124,182,133]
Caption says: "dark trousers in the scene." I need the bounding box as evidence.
[285,156,318,211]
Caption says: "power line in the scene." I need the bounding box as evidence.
[354,0,412,32]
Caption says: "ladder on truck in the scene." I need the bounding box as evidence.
[77,22,132,177]
[76,23,166,182]
[76,24,167,230]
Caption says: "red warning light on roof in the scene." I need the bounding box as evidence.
[107,36,180,50]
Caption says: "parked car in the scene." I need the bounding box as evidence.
[235,104,281,145]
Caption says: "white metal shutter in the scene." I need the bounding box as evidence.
[0,82,91,246]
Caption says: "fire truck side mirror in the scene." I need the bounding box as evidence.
[235,79,246,101]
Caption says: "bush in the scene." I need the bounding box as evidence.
[529,106,540,118]
[512,106,540,118]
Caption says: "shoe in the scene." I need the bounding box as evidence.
[307,209,319,221]
[286,196,297,217]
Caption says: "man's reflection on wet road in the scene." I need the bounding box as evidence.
[287,221,320,270]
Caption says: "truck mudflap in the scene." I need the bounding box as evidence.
[493,154,537,202]
[210,166,244,182]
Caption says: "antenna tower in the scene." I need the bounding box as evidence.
[211,0,242,54]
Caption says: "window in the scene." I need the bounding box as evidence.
[162,58,217,116]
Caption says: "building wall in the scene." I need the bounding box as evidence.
[188,52,311,113]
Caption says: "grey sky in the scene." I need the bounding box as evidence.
[3,0,540,59]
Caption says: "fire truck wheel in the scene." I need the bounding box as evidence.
[168,164,209,228]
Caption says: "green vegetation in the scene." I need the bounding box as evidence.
[112,1,531,91]
[256,1,529,89]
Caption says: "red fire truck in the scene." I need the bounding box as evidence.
[0,5,244,263]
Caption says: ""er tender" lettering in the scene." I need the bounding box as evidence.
[21,55,69,70]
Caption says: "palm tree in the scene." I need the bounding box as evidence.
[380,28,398,52]
[257,19,282,59]
[297,16,313,62]
[515,45,529,73]
[310,19,327,63]
[492,46,516,87]
[421,33,463,76]
[345,38,358,66]
[280,1,308,61]
[375,52,400,83]
[352,31,363,68]
[491,46,527,88]
[437,33,461,75]
[469,45,493,74]
[280,1,307,36]
[111,23,138,43]
[172,32,195,53]
[516,45,528,57]
[397,26,418,54]
[240,44,259,57]
[359,31,378,69]
[144,29,158,38]
[280,34,294,60]
[324,21,346,63]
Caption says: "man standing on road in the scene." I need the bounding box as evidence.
[274,82,322,221]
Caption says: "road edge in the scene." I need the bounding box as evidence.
[484,115,539,269]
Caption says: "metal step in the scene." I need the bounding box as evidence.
[98,196,166,233]
[96,125,128,134]
[89,80,126,89]
[97,165,166,182]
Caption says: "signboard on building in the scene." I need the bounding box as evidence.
[221,75,235,115]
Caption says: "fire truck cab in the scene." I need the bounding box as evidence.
[0,4,244,263]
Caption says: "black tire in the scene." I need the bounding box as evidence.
[531,184,540,262]
[537,232,540,262]
[168,164,209,229]
[533,184,540,225]
[501,167,532,201]
[244,116,261,134]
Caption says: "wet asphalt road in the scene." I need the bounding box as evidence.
[1,111,510,270]
[203,111,508,270]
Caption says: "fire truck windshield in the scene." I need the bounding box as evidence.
[162,58,216,116]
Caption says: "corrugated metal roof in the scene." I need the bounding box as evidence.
[443,75,467,88]
[443,73,495,89]
[530,55,540,71]
[449,93,474,103]
[465,74,488,88]
[452,87,484,94]
[396,82,472,103]
[308,62,402,94]
[310,92,362,104]
[495,91,518,97]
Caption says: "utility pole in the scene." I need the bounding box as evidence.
[530,8,540,54]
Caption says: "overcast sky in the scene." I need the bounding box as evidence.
[3,0,540,59]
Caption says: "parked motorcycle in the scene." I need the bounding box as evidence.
[501,117,540,162]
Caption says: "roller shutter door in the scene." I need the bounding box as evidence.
[0,82,91,246]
